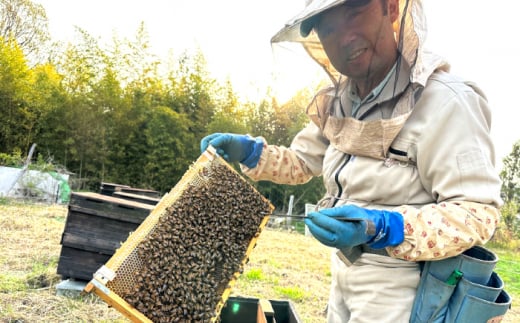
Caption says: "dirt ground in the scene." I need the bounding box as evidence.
[0,203,517,322]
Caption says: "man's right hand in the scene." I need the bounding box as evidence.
[200,133,263,168]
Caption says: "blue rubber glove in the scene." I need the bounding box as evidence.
[304,205,404,249]
[200,133,263,168]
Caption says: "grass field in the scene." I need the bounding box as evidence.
[0,201,518,322]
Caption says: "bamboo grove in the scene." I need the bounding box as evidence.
[0,6,325,214]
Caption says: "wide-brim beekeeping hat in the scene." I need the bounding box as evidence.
[271,0,437,87]
[273,0,350,41]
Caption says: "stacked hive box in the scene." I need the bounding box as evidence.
[100,182,161,198]
[112,191,161,206]
[118,186,161,198]
[57,192,155,281]
[99,182,131,196]
[100,182,161,206]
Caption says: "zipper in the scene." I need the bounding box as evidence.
[331,154,351,207]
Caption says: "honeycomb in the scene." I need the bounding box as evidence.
[95,148,274,322]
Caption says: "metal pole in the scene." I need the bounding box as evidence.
[286,195,294,230]
[6,143,37,196]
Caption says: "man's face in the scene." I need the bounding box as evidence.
[314,0,399,84]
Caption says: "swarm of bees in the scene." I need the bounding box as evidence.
[123,162,272,322]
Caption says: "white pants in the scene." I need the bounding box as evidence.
[327,251,421,323]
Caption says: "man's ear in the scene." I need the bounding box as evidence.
[389,0,400,23]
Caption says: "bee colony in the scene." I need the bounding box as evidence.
[84,147,274,323]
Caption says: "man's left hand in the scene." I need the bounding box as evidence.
[304,205,404,249]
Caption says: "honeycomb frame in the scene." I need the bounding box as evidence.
[84,147,274,322]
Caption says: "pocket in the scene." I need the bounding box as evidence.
[411,265,456,323]
[446,288,512,323]
[418,246,497,286]
[426,246,497,284]
[410,246,500,323]
[446,272,505,322]
[458,246,498,285]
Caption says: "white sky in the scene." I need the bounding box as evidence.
[35,0,519,169]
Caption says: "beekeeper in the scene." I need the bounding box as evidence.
[201,0,502,321]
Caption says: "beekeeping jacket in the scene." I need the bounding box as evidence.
[242,0,502,261]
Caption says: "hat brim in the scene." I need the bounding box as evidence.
[272,0,346,43]
[300,15,319,37]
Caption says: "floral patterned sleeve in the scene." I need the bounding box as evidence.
[387,201,500,261]
[240,138,314,185]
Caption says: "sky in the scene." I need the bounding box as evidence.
[35,0,519,169]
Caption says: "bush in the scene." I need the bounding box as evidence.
[0,150,24,167]
[490,201,520,249]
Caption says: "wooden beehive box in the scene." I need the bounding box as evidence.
[57,192,154,281]
[112,191,160,206]
[57,247,112,281]
[99,182,131,196]
[118,186,161,198]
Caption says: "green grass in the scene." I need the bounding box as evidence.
[487,246,520,321]
[0,196,9,205]
[273,286,309,302]
[0,259,60,292]
[491,248,520,294]
[293,220,306,234]
[0,273,27,292]
[238,267,305,302]
[244,268,265,281]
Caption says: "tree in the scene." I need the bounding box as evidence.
[0,0,50,64]
[142,106,195,192]
[496,140,520,241]
[0,37,32,153]
[167,49,216,140]
[56,28,106,94]
[247,88,325,214]
[500,140,520,203]
[26,63,68,163]
[47,30,106,189]
[206,79,250,135]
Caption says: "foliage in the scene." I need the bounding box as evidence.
[0,37,33,153]
[206,79,249,135]
[496,140,520,245]
[501,200,520,236]
[142,106,195,192]
[491,200,520,249]
[248,89,325,214]
[0,0,50,64]
[500,140,520,203]
[0,1,326,208]
[0,150,23,166]
[0,148,56,172]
